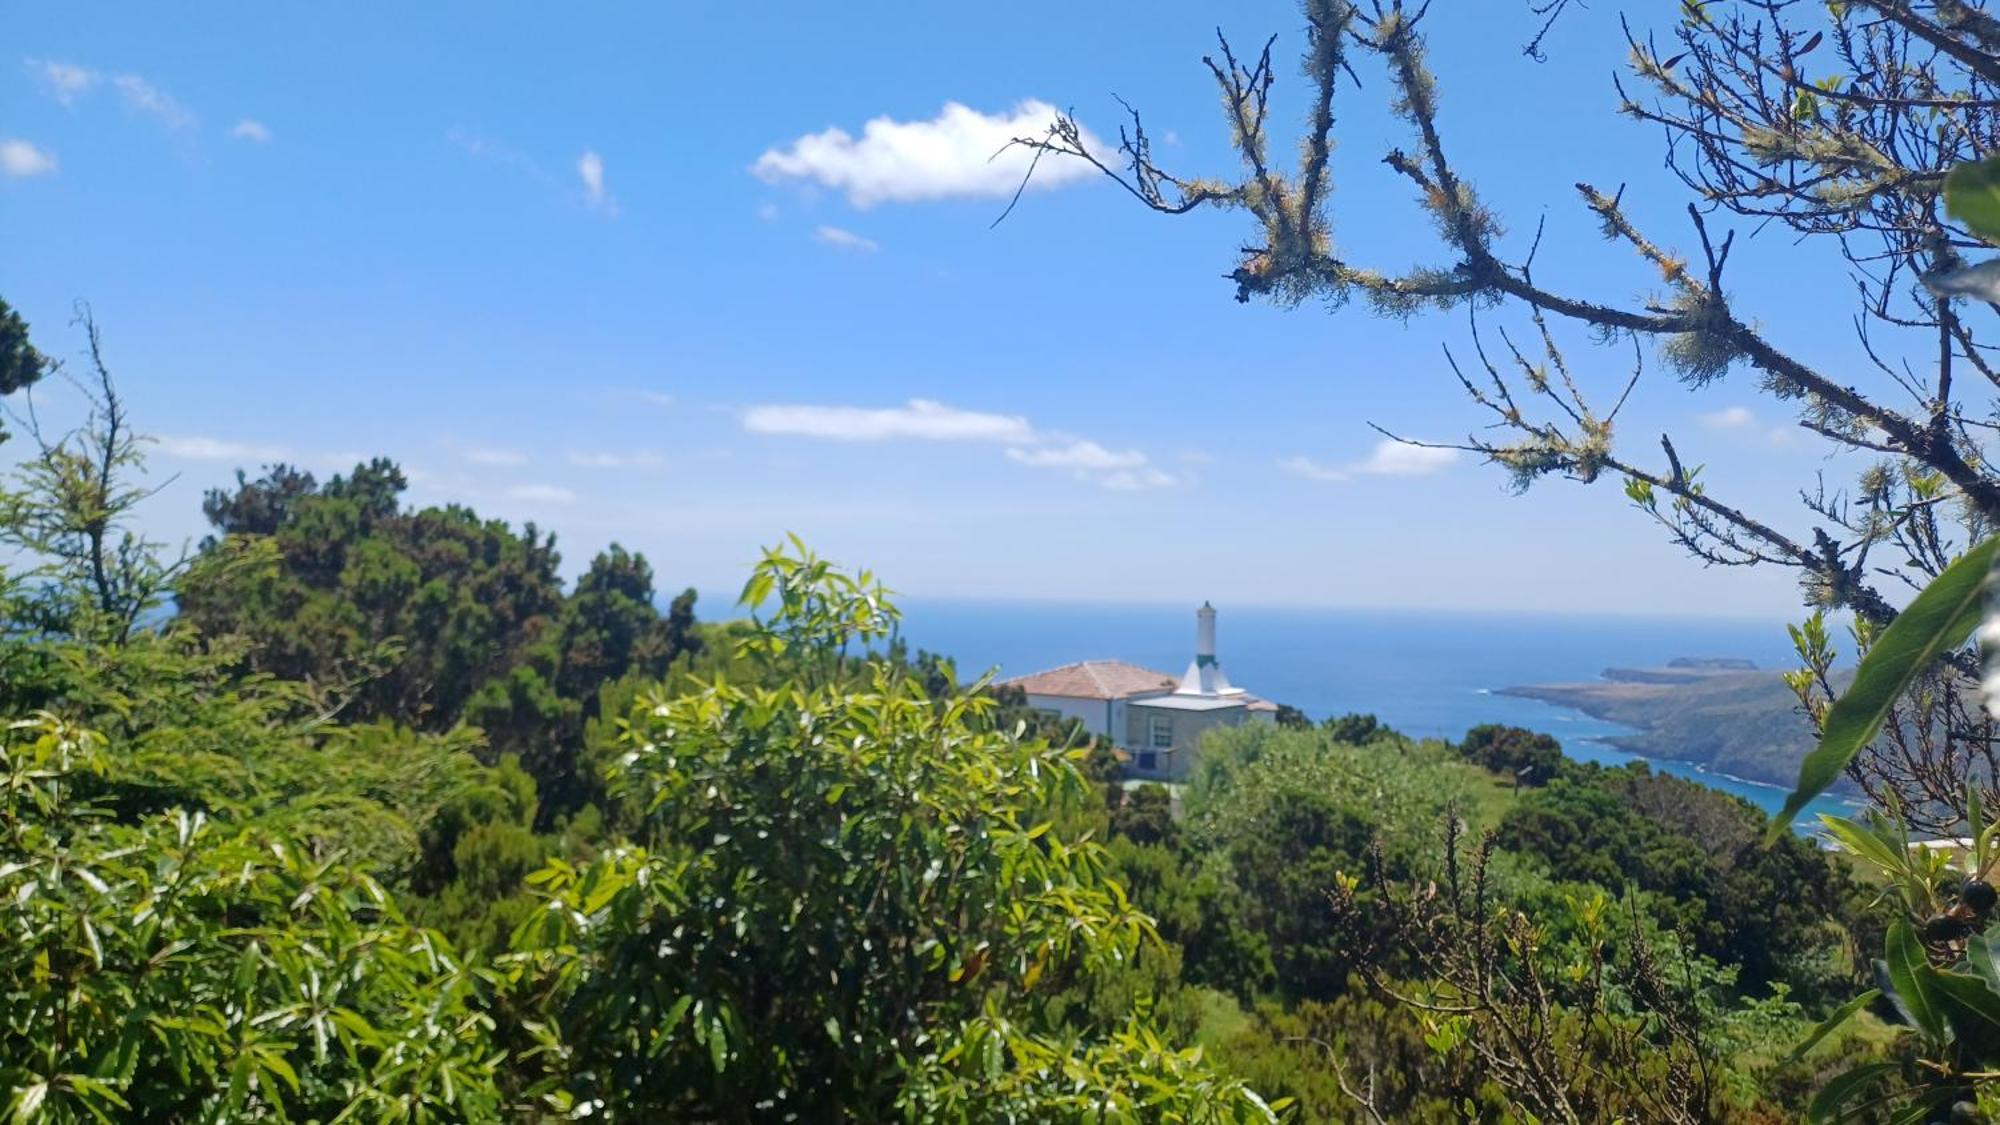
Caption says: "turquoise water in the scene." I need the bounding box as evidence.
[892,600,1862,832]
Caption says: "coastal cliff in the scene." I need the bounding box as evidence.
[1499,661,1842,791]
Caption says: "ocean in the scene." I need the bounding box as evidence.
[892,599,1863,832]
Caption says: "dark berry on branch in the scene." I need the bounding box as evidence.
[1962,879,1997,914]
[1925,914,1972,943]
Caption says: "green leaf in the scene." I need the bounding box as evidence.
[1931,968,2000,1063]
[1883,920,1946,1041]
[1973,927,2000,993]
[1819,816,1907,877]
[1946,157,2000,246]
[1781,988,1879,1067]
[1806,1061,1898,1123]
[1771,536,1997,838]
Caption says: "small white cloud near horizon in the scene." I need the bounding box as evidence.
[1,140,57,179]
[569,449,664,469]
[462,447,528,467]
[1358,439,1459,476]
[505,483,576,504]
[231,119,272,143]
[153,434,290,463]
[1281,456,1349,483]
[744,398,1035,444]
[577,149,616,214]
[1700,405,1756,429]
[753,99,1109,207]
[1100,467,1177,491]
[1006,439,1146,471]
[1284,440,1460,483]
[813,225,879,253]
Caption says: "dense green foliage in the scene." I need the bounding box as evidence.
[179,460,702,819]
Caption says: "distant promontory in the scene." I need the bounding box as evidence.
[1499,660,1840,792]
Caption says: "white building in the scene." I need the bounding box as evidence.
[1001,603,1276,781]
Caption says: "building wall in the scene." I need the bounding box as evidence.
[1023,693,1116,739]
[1123,703,1250,782]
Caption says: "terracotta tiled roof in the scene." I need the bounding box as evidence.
[1001,660,1179,701]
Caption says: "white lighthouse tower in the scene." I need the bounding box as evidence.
[1176,602,1243,697]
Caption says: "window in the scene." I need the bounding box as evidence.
[1149,714,1174,750]
[1137,751,1157,771]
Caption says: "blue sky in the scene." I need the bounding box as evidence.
[2,2,1894,617]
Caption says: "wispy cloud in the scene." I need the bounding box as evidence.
[153,434,290,463]
[1284,440,1460,484]
[1700,405,1755,429]
[111,74,196,130]
[577,149,616,214]
[756,202,780,222]
[447,127,551,182]
[753,99,1108,207]
[1281,456,1349,483]
[569,449,663,469]
[744,398,1035,443]
[462,447,528,467]
[505,483,576,504]
[1008,439,1173,489]
[230,119,272,143]
[26,60,195,130]
[27,59,95,104]
[1006,439,1146,471]
[1,140,57,179]
[1100,467,1177,491]
[745,398,1177,490]
[813,225,879,253]
[1357,440,1458,476]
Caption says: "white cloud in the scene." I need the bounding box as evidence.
[1006,439,1146,471]
[756,202,780,222]
[462,447,528,467]
[1357,439,1459,476]
[231,119,272,143]
[1281,456,1349,483]
[448,128,552,184]
[505,483,576,504]
[743,398,1035,443]
[1006,437,1177,490]
[111,74,195,130]
[1100,467,1177,491]
[577,149,616,214]
[153,434,290,462]
[1284,440,1460,484]
[633,390,675,407]
[1700,405,1755,429]
[813,225,879,253]
[745,398,1176,490]
[26,61,196,129]
[1,140,57,179]
[569,449,663,469]
[753,99,1109,207]
[27,59,96,105]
